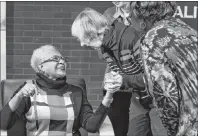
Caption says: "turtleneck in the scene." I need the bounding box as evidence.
[36,73,68,89]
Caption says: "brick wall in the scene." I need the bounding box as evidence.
[6,1,113,108]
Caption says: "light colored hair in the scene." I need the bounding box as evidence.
[30,45,60,73]
[71,8,110,42]
[130,2,177,24]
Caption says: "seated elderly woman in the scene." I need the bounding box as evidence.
[0,45,122,136]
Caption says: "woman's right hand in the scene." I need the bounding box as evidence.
[17,83,38,98]
[103,71,123,93]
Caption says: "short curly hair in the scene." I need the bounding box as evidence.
[130,2,177,24]
[30,45,60,73]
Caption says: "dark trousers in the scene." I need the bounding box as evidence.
[127,112,153,136]
[103,91,132,136]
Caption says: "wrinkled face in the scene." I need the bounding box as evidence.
[39,51,67,79]
[77,35,103,50]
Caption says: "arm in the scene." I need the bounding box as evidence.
[79,80,110,133]
[121,72,145,90]
[141,34,180,136]
[0,83,31,130]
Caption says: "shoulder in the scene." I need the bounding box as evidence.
[66,78,86,94]
[144,17,196,43]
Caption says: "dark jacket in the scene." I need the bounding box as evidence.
[0,74,108,136]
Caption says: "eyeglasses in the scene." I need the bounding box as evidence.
[40,55,68,65]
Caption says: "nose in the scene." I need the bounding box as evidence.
[81,43,86,47]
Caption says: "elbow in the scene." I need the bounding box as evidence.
[86,126,99,133]
[83,122,101,133]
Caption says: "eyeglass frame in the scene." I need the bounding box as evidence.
[39,55,68,65]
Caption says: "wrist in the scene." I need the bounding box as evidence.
[104,92,113,99]
[102,96,113,107]
[16,92,23,99]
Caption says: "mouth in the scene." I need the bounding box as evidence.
[57,65,65,70]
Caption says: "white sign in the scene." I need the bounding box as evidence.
[1,2,6,81]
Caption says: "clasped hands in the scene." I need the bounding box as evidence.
[103,71,123,93]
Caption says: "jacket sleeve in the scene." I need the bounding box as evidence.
[121,72,145,90]
[78,80,108,133]
[0,82,31,130]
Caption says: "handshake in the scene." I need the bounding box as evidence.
[103,71,123,93]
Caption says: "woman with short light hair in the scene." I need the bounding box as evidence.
[0,44,122,136]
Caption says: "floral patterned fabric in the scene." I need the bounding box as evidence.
[140,17,198,136]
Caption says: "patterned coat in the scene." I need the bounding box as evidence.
[140,16,198,136]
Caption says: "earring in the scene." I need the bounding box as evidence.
[140,22,146,30]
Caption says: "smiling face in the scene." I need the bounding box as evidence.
[39,51,67,80]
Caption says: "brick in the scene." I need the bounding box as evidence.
[54,1,89,6]
[70,63,89,69]
[61,19,74,25]
[62,44,83,50]
[7,74,14,79]
[34,25,52,31]
[88,89,102,95]
[34,12,53,18]
[24,68,35,74]
[90,63,106,70]
[14,37,33,43]
[14,6,42,11]
[87,82,102,89]
[42,19,61,24]
[89,1,113,7]
[53,12,70,18]
[13,50,33,55]
[53,37,71,43]
[6,37,14,43]
[34,2,54,5]
[14,24,34,30]
[66,69,80,75]
[14,11,34,18]
[89,6,109,13]
[23,18,42,24]
[23,43,45,49]
[62,32,72,37]
[6,18,24,24]
[89,100,101,107]
[7,68,23,74]
[80,69,99,75]
[42,31,62,37]
[71,51,90,57]
[52,25,70,31]
[71,12,80,19]
[14,74,36,79]
[61,51,72,57]
[90,50,101,58]
[7,55,23,63]
[43,6,62,12]
[98,94,103,100]
[7,31,24,36]
[87,94,98,100]
[24,31,42,37]
[61,5,85,12]
[22,55,31,62]
[14,2,34,5]
[7,43,23,49]
[33,37,52,43]
[14,62,31,68]
[90,75,104,82]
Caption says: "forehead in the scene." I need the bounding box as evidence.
[42,50,62,60]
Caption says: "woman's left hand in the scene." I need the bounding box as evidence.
[103,71,123,93]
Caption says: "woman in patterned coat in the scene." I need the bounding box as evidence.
[127,2,198,136]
